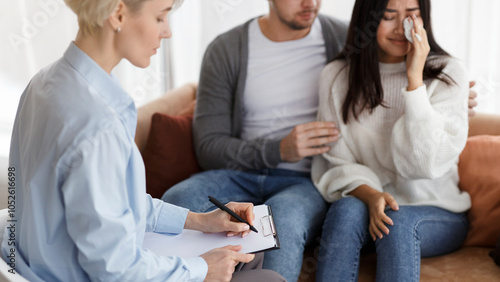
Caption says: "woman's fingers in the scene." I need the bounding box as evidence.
[412,14,420,32]
[376,213,391,234]
[384,193,399,211]
[411,14,428,44]
[380,213,393,228]
[369,228,376,242]
[412,29,422,43]
[369,211,391,240]
[370,218,383,240]
[369,217,391,240]
[369,194,399,240]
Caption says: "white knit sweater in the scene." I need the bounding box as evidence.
[312,57,471,213]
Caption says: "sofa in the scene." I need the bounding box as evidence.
[138,100,500,281]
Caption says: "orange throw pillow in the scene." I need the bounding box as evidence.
[141,113,201,199]
[459,136,500,247]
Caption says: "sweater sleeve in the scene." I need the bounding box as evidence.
[390,58,469,179]
[312,62,383,203]
[193,27,282,171]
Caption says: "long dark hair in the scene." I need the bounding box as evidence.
[336,0,454,124]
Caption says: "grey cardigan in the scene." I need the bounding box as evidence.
[193,15,348,171]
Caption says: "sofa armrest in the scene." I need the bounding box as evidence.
[135,83,197,153]
[469,113,500,137]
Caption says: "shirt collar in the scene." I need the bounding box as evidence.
[63,42,135,114]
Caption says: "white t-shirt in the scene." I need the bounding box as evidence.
[241,18,326,172]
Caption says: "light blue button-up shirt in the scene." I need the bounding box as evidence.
[1,43,208,281]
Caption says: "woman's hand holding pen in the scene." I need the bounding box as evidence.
[190,202,256,282]
[184,202,255,238]
[406,14,430,91]
[349,185,399,241]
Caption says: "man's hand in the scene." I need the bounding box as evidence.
[469,81,478,118]
[280,122,339,163]
[201,245,255,282]
[185,202,255,238]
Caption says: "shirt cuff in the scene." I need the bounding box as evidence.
[183,257,208,281]
[155,202,189,234]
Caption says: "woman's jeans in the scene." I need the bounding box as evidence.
[316,197,468,282]
[162,169,328,282]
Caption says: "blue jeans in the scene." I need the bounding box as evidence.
[161,169,328,282]
[316,197,468,282]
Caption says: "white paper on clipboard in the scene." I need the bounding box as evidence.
[142,205,279,258]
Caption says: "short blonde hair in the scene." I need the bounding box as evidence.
[64,0,183,35]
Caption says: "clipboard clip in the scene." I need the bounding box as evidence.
[260,215,276,237]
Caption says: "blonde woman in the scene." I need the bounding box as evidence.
[1,0,284,281]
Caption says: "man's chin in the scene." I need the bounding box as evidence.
[286,19,316,30]
[288,12,318,30]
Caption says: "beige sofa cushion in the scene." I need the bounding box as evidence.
[458,135,500,247]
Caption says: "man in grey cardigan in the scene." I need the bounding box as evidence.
[162,1,347,280]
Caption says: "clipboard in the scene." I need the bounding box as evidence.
[142,205,280,258]
[254,205,280,253]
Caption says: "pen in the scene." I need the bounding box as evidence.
[208,196,258,233]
